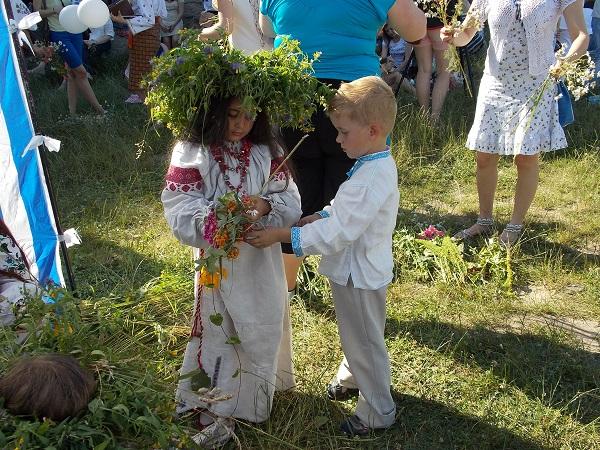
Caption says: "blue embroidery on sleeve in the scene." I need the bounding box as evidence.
[291,227,303,257]
[316,210,330,218]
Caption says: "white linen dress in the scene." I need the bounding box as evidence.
[162,139,301,422]
[466,0,576,155]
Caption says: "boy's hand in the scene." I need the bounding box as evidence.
[245,227,290,248]
[298,214,322,226]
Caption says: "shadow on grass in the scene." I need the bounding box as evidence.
[393,393,548,450]
[236,389,547,450]
[70,235,167,297]
[386,319,600,425]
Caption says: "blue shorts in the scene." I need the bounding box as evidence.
[50,30,83,69]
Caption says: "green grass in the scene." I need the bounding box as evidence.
[1,52,598,449]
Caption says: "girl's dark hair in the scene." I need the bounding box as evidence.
[0,354,97,421]
[186,97,295,186]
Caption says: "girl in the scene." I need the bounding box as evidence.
[162,97,301,448]
[445,0,589,245]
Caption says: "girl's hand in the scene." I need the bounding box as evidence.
[297,214,321,226]
[243,197,271,222]
[245,228,288,248]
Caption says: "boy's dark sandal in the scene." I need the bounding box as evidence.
[340,415,371,437]
[326,382,359,401]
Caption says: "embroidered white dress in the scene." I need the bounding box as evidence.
[467,0,576,155]
[162,140,301,422]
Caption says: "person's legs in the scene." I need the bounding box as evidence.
[66,73,78,115]
[71,65,105,114]
[509,154,539,225]
[455,151,500,238]
[330,280,395,429]
[413,40,433,113]
[430,31,451,120]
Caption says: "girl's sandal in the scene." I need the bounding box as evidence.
[500,223,523,248]
[453,217,494,240]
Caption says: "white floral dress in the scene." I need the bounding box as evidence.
[467,1,571,155]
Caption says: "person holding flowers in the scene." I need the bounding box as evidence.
[150,36,330,448]
[446,0,590,246]
[412,0,470,121]
[246,76,399,437]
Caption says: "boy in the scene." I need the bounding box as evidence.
[245,75,399,436]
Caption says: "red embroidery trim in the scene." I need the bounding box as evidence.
[165,166,203,192]
[270,157,290,182]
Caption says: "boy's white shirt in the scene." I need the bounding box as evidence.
[296,155,399,291]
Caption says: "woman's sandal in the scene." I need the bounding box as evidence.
[499,223,524,248]
[453,217,494,240]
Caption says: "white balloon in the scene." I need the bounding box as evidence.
[59,5,88,34]
[77,0,110,29]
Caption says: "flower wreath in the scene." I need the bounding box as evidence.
[144,30,334,137]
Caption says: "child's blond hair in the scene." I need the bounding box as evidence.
[328,76,397,135]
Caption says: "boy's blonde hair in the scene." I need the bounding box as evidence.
[328,76,397,135]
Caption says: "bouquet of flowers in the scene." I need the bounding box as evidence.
[145,31,334,137]
[428,1,485,97]
[509,47,596,131]
[196,192,255,289]
[34,41,68,78]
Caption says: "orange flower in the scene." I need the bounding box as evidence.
[214,230,229,248]
[199,266,220,288]
[227,246,240,260]
[226,200,237,213]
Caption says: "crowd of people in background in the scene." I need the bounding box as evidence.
[13,0,600,114]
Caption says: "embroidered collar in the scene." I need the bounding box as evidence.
[346,148,391,179]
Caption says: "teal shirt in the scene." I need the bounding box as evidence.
[260,0,395,81]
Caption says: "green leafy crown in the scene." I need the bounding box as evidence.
[145,31,334,136]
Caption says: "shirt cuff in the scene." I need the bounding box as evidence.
[316,210,330,218]
[290,226,303,257]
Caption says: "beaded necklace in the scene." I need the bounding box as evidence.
[210,139,253,193]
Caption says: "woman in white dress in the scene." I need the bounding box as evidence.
[444,0,589,245]
[198,0,272,54]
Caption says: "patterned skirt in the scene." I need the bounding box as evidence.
[128,23,160,93]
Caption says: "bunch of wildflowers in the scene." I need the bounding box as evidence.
[196,192,254,289]
[428,1,485,97]
[35,41,68,78]
[145,31,334,137]
[507,47,596,132]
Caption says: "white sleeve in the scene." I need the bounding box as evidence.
[297,182,385,256]
[161,143,213,248]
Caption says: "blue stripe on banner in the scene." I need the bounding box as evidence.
[0,13,61,285]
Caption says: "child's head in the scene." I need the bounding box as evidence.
[188,96,273,147]
[327,76,397,158]
[0,354,96,421]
